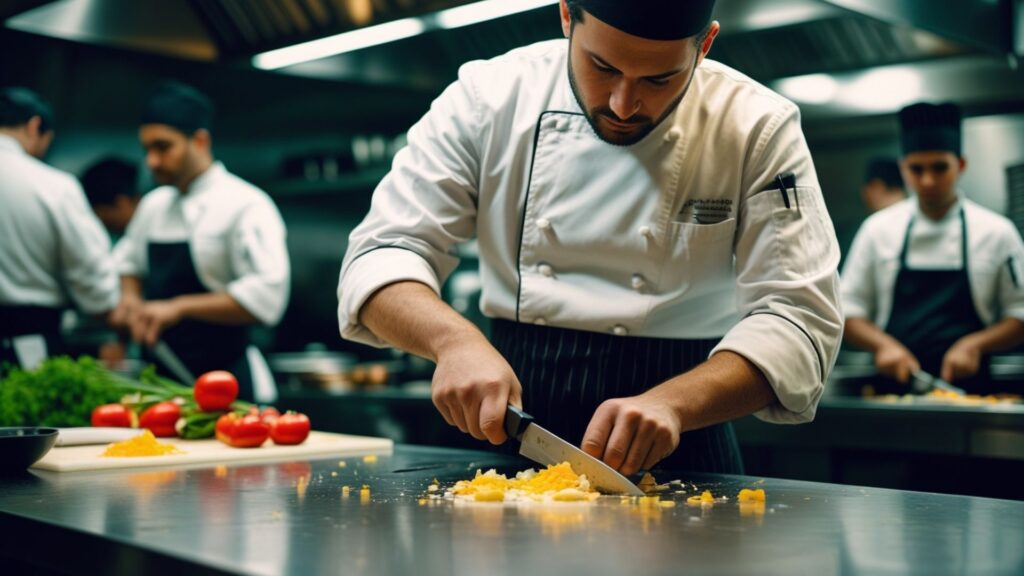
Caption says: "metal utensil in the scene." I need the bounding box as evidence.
[911,370,967,396]
[503,405,644,496]
[54,427,142,447]
[151,340,196,384]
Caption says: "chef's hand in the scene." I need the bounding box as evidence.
[109,293,142,330]
[941,338,981,382]
[581,393,681,477]
[131,299,185,347]
[874,341,919,384]
[431,338,522,445]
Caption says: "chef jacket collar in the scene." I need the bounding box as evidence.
[0,133,25,155]
[177,160,226,199]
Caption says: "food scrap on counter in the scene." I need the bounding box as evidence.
[101,429,183,457]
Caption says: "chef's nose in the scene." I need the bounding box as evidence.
[608,80,641,121]
[145,151,161,171]
[920,170,935,188]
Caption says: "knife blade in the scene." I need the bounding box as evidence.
[55,427,143,447]
[504,405,644,496]
[151,340,196,384]
[911,370,967,396]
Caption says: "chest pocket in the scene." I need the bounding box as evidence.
[661,217,738,292]
[191,234,232,280]
[742,186,837,281]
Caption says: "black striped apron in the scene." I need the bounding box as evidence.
[491,319,744,474]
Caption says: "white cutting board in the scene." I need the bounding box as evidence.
[32,431,393,473]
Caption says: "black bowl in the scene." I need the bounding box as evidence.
[0,427,59,473]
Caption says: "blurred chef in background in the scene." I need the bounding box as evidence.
[111,81,289,401]
[81,156,141,240]
[0,87,119,370]
[842,102,1024,392]
[861,157,906,214]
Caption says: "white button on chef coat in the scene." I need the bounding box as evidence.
[338,40,843,424]
[538,263,554,278]
[536,218,551,231]
[612,325,628,336]
[115,162,291,326]
[534,317,547,326]
[631,274,647,290]
[0,135,118,313]
[842,197,1024,327]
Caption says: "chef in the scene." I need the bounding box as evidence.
[111,82,290,401]
[338,0,843,475]
[842,102,1024,392]
[861,157,906,214]
[0,87,119,369]
[81,156,141,240]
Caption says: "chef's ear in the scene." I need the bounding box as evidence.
[696,21,720,66]
[191,128,212,154]
[559,0,571,38]
[958,156,967,174]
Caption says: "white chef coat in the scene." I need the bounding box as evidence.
[0,134,118,314]
[114,162,290,326]
[338,40,843,424]
[841,197,1024,327]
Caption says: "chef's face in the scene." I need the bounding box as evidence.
[139,124,210,189]
[92,195,138,235]
[560,2,719,146]
[901,151,965,211]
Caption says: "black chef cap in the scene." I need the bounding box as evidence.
[81,157,140,207]
[899,102,961,156]
[0,87,54,133]
[570,0,716,40]
[140,81,213,135]
[864,157,903,189]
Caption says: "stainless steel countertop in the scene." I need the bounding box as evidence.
[2,445,1023,576]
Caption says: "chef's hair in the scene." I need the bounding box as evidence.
[0,87,54,133]
[81,157,141,207]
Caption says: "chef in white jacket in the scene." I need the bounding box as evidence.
[0,87,119,369]
[338,0,843,475]
[112,82,289,401]
[842,102,1024,393]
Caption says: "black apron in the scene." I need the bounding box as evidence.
[491,319,744,474]
[144,241,254,400]
[883,208,989,393]
[0,305,63,370]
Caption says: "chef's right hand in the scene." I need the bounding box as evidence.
[874,341,920,384]
[431,337,523,445]
[108,293,142,330]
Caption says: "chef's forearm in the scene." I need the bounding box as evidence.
[653,351,776,433]
[844,317,901,353]
[121,275,142,301]
[359,281,488,362]
[960,317,1024,354]
[175,292,258,325]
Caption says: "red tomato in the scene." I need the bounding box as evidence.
[91,403,135,428]
[270,412,311,445]
[194,371,239,412]
[139,401,181,437]
[215,412,269,448]
[259,407,281,426]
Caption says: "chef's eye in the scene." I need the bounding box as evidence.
[932,162,950,174]
[645,77,670,87]
[908,164,925,176]
[592,60,616,75]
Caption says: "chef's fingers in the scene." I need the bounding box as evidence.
[621,420,656,476]
[479,386,509,445]
[642,435,672,471]
[581,402,616,460]
[446,394,470,434]
[940,358,954,383]
[129,309,148,344]
[431,386,456,427]
[144,315,162,347]
[602,408,639,472]
[460,385,487,441]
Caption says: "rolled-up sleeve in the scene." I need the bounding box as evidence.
[840,224,877,321]
[226,199,290,326]
[56,179,120,314]
[338,64,483,348]
[710,104,844,424]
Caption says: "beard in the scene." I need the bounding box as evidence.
[566,39,698,147]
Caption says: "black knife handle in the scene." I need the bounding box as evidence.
[504,405,533,441]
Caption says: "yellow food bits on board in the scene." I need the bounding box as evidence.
[102,430,182,458]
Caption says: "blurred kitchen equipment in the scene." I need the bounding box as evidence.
[268,350,358,393]
[911,370,967,396]
[0,427,58,473]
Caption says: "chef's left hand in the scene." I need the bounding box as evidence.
[132,299,185,347]
[581,393,681,476]
[941,338,981,383]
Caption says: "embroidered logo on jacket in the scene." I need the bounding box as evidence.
[676,199,733,224]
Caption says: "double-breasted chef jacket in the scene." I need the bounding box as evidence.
[338,40,844,425]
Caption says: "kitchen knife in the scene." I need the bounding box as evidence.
[55,427,143,447]
[503,405,644,496]
[911,370,967,396]
[151,340,196,384]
